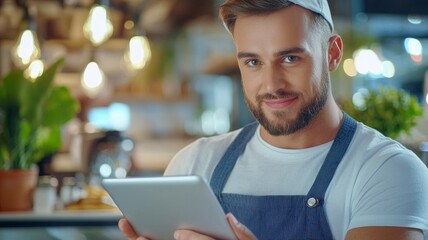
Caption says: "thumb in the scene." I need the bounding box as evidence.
[226,213,257,240]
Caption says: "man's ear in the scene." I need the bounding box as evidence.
[328,35,343,71]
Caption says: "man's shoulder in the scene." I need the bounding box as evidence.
[353,122,414,153]
[164,126,251,176]
[348,122,421,169]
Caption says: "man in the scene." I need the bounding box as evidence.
[119,0,428,239]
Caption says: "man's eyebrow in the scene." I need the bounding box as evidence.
[237,52,259,59]
[274,47,305,57]
[237,47,306,59]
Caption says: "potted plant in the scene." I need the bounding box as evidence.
[0,58,80,211]
[341,87,423,139]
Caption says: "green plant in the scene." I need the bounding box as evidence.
[0,58,80,170]
[342,87,423,139]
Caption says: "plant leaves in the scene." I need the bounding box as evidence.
[341,87,423,139]
[20,58,65,125]
[0,70,26,108]
[41,86,80,126]
[32,126,62,164]
[0,57,79,169]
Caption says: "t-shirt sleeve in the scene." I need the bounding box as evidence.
[163,140,200,176]
[348,152,428,232]
[163,131,240,178]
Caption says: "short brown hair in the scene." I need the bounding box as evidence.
[219,0,331,40]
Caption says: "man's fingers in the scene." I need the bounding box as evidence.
[118,218,141,240]
[119,215,255,240]
[226,213,257,240]
[173,230,216,240]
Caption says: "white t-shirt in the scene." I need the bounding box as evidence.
[164,122,428,240]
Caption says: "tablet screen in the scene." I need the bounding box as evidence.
[102,175,237,240]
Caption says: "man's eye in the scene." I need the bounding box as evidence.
[246,59,259,67]
[283,56,299,63]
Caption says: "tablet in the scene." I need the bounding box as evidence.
[102,175,236,240]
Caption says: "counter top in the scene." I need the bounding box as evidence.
[0,210,122,227]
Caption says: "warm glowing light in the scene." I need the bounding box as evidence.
[404,38,423,55]
[405,38,424,64]
[24,59,44,81]
[123,36,152,70]
[83,5,113,46]
[11,30,41,68]
[115,168,127,178]
[352,89,369,110]
[343,58,357,77]
[81,62,105,98]
[408,16,422,24]
[99,163,112,177]
[410,54,423,64]
[381,61,395,78]
[124,20,134,30]
[353,49,382,75]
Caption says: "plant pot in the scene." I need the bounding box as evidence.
[0,169,38,212]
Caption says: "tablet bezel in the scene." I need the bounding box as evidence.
[102,175,237,240]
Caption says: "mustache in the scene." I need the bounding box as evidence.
[256,91,299,102]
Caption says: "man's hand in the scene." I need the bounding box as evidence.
[226,213,257,240]
[118,213,257,240]
[173,213,257,240]
[118,218,149,240]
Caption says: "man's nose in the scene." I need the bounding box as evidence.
[262,64,287,93]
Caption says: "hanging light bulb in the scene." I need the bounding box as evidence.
[83,5,113,46]
[11,29,41,68]
[81,61,105,98]
[24,59,44,81]
[123,35,152,70]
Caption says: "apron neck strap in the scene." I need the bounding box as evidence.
[210,112,358,198]
[210,121,258,195]
[307,113,357,198]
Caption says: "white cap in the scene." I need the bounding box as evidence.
[289,0,334,31]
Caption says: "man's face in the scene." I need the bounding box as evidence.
[233,6,331,136]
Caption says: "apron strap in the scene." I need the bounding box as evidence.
[210,122,258,195]
[210,113,358,201]
[307,113,357,199]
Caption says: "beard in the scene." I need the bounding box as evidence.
[244,68,330,136]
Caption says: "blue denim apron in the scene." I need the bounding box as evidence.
[210,113,357,239]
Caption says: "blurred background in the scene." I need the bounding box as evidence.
[1,0,428,177]
[1,0,428,239]
[0,0,427,180]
